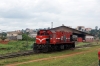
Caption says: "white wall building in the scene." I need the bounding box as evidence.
[85,35,94,42]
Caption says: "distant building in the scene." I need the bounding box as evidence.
[25,28,37,38]
[29,31,37,38]
[85,35,94,42]
[85,28,92,32]
[7,31,22,40]
[76,26,85,31]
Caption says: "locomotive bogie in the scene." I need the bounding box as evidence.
[33,43,75,53]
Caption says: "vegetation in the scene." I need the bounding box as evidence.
[18,49,98,66]
[0,41,34,54]
[22,33,35,41]
[0,32,7,41]
[75,42,90,47]
[0,48,87,66]
[0,31,35,54]
[90,26,100,39]
[0,42,99,66]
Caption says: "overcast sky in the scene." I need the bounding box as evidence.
[0,0,100,31]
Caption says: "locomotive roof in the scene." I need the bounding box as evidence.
[38,29,56,33]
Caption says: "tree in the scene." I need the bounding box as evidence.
[0,32,7,41]
[22,33,29,40]
[90,26,100,39]
[22,33,35,41]
[95,26,98,30]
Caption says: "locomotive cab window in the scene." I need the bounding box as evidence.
[37,32,49,35]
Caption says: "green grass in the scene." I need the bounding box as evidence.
[75,42,90,47]
[18,47,99,66]
[0,41,34,54]
[0,41,94,55]
[19,51,98,66]
[0,41,90,54]
[0,49,84,66]
[0,44,100,66]
[0,42,99,66]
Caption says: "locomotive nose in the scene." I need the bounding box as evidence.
[36,36,49,44]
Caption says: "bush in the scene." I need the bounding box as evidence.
[22,34,35,41]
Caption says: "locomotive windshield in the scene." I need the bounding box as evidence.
[37,30,49,35]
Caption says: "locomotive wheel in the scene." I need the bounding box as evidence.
[55,45,60,51]
[42,41,49,53]
[33,43,39,53]
[67,44,70,49]
[60,45,64,50]
[72,43,75,48]
[64,44,68,50]
[64,45,66,49]
[65,44,68,49]
[42,44,49,53]
[50,45,54,51]
[53,45,56,51]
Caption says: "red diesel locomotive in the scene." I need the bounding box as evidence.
[33,30,75,53]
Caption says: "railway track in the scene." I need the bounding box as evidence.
[0,50,34,60]
[0,43,98,60]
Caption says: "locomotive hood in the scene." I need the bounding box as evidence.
[36,35,49,44]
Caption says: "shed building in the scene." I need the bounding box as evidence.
[50,25,94,42]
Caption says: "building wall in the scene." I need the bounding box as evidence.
[85,28,92,32]
[7,34,18,37]
[76,26,85,31]
[50,26,94,42]
[29,34,37,38]
[77,37,83,42]
[85,36,94,42]
[7,31,22,40]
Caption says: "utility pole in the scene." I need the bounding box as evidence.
[26,29,29,47]
[51,22,53,28]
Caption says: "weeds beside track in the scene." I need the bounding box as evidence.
[0,43,98,60]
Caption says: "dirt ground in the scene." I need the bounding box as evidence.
[0,41,9,44]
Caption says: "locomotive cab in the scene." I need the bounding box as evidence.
[36,30,50,44]
[34,30,52,52]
